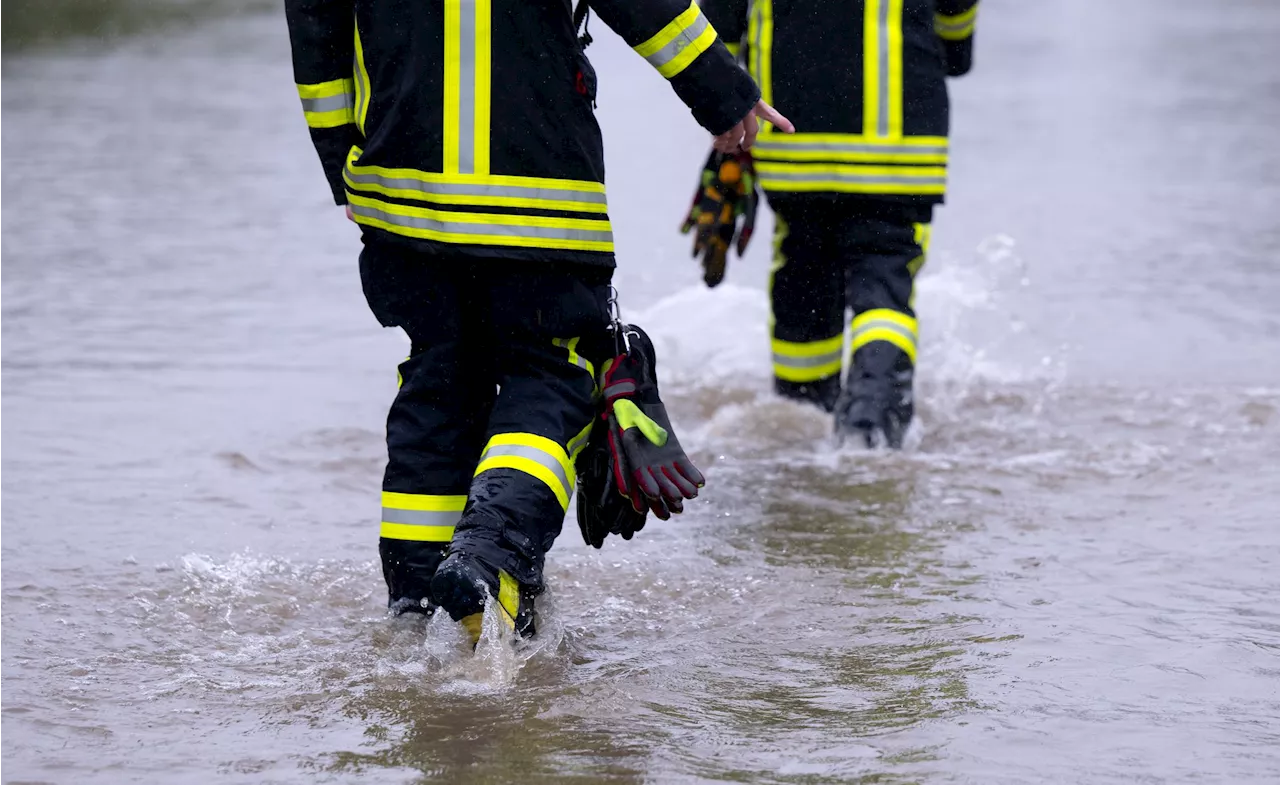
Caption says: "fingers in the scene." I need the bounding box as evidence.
[754,100,795,134]
[742,110,760,151]
[663,466,700,498]
[676,459,706,489]
[712,122,743,154]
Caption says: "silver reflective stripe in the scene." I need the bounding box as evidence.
[344,167,608,206]
[567,428,591,458]
[773,350,841,369]
[754,141,947,156]
[349,202,613,244]
[300,93,353,114]
[457,0,476,173]
[877,0,891,137]
[479,444,573,496]
[381,507,463,527]
[553,338,594,374]
[644,12,710,71]
[760,170,947,187]
[853,320,917,345]
[603,381,637,399]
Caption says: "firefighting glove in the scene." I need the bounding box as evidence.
[575,415,648,548]
[680,150,759,288]
[600,324,705,520]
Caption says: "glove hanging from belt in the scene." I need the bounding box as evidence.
[680,150,758,288]
[575,322,705,548]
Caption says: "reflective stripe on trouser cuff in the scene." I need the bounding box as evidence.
[753,135,948,164]
[756,163,946,195]
[474,434,575,511]
[346,194,614,253]
[380,492,466,541]
[634,1,718,79]
[851,309,918,364]
[297,79,355,128]
[935,5,978,40]
[772,335,843,383]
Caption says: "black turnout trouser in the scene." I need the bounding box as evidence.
[767,194,932,400]
[359,238,612,607]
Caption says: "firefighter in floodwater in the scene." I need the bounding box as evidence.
[284,0,792,641]
[682,0,978,448]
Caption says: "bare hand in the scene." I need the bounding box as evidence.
[713,100,795,154]
[345,204,355,222]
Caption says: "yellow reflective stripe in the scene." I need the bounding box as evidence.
[663,22,717,78]
[748,0,774,132]
[497,570,520,628]
[567,421,593,463]
[725,41,741,58]
[851,309,918,363]
[851,327,916,362]
[443,0,461,173]
[771,335,843,383]
[353,20,370,134]
[380,522,456,541]
[347,193,614,252]
[346,147,606,194]
[772,335,843,358]
[756,161,947,194]
[753,134,948,164]
[863,0,882,138]
[886,0,904,138]
[553,337,595,379]
[635,1,718,77]
[935,4,978,40]
[298,79,355,129]
[475,433,575,511]
[473,0,491,175]
[297,78,352,100]
[380,492,466,542]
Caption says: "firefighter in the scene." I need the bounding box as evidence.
[284,0,792,641]
[685,0,977,448]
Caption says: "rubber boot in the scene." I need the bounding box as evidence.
[774,375,842,413]
[834,344,914,449]
[381,540,448,616]
[431,550,538,645]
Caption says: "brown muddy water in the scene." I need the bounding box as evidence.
[3,1,1280,783]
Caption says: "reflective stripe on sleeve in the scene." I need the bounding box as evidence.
[634,1,719,79]
[935,4,978,41]
[474,434,575,511]
[772,334,843,383]
[380,492,466,541]
[297,78,355,128]
[850,309,918,363]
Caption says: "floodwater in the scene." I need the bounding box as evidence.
[3,1,1279,782]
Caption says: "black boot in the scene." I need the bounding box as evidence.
[431,549,538,645]
[774,375,842,413]
[380,539,448,616]
[834,344,914,449]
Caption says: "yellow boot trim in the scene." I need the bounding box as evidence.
[496,570,520,630]
[460,613,484,646]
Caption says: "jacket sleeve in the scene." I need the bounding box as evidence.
[934,0,978,77]
[589,0,761,135]
[284,0,361,205]
[700,0,750,61]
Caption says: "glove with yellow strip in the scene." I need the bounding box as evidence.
[600,324,705,519]
[680,150,758,288]
[575,414,648,548]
